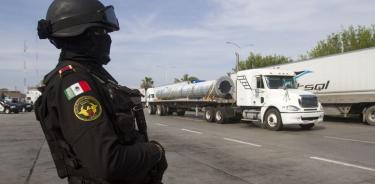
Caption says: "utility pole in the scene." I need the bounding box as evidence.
[226,41,254,72]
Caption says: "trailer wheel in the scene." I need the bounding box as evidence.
[166,106,174,115]
[215,109,226,124]
[148,106,156,115]
[299,123,315,130]
[264,108,283,131]
[156,105,165,116]
[176,110,185,116]
[365,106,375,126]
[204,107,215,122]
[162,105,169,116]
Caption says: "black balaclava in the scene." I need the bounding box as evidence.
[55,27,112,65]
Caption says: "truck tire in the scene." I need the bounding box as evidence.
[264,108,283,131]
[162,105,169,116]
[148,106,156,115]
[299,123,315,130]
[4,108,10,114]
[176,110,185,116]
[204,107,215,122]
[215,109,226,124]
[156,105,165,116]
[365,106,375,126]
[166,106,173,115]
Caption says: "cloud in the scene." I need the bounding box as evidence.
[204,0,317,31]
[1,0,374,90]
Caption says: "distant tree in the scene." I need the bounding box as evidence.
[297,54,309,61]
[307,25,375,58]
[174,74,199,83]
[238,52,292,70]
[140,77,154,91]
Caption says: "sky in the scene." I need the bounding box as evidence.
[0,0,374,91]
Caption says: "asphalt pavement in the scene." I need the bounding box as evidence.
[1,112,375,184]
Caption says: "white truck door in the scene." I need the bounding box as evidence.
[253,75,265,106]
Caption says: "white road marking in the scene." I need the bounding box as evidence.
[181,129,202,134]
[324,136,375,145]
[310,156,375,172]
[174,117,203,122]
[223,138,262,147]
[155,123,168,126]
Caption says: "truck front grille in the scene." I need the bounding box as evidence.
[300,95,318,108]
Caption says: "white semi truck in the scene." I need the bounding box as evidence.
[267,47,375,125]
[147,69,324,130]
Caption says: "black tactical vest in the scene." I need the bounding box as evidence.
[34,61,148,180]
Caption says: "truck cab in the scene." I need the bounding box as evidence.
[236,69,324,130]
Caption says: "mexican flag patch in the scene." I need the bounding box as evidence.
[64,81,91,100]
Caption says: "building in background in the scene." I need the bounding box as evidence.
[0,88,25,102]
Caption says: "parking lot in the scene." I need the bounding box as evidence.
[1,112,375,184]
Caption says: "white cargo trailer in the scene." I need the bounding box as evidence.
[267,48,375,125]
[147,69,324,130]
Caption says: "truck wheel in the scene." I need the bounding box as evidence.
[166,107,173,115]
[299,123,315,130]
[176,110,185,116]
[148,106,156,115]
[4,108,10,114]
[204,107,215,122]
[162,105,169,116]
[264,108,283,131]
[365,106,375,126]
[215,109,226,124]
[156,105,164,116]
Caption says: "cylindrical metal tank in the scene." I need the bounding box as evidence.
[154,76,234,100]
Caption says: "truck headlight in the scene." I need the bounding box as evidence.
[286,105,300,111]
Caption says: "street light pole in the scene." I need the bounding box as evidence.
[226,41,254,73]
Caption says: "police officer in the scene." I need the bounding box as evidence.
[35,0,167,183]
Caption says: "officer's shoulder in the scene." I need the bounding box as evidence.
[56,64,94,83]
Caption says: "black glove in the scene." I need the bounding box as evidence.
[149,141,168,184]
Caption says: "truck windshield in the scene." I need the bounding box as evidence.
[265,76,297,89]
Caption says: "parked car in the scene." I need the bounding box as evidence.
[17,102,33,112]
[0,100,19,114]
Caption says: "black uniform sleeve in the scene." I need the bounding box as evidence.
[52,71,160,182]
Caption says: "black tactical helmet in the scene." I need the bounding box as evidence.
[38,0,119,39]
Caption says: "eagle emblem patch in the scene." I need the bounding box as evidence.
[73,96,102,122]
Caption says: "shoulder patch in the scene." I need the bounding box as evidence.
[59,65,75,78]
[73,96,102,122]
[64,80,92,100]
